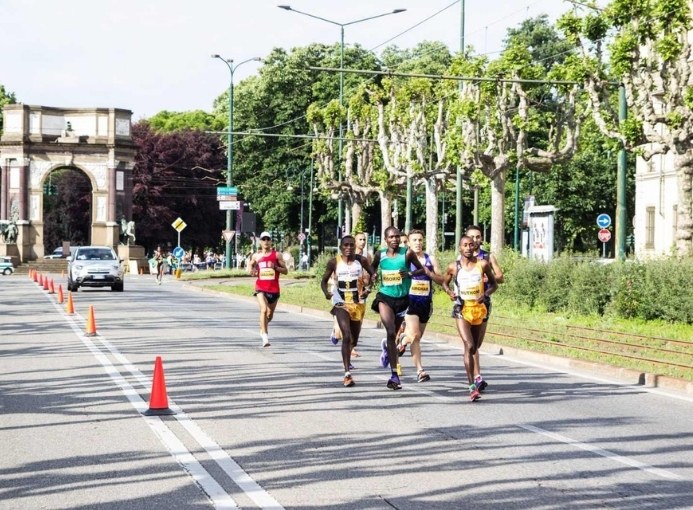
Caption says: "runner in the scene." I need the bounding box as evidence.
[154,246,165,285]
[397,229,445,382]
[320,235,375,387]
[443,235,498,402]
[371,226,428,390]
[248,231,288,347]
[465,225,504,391]
[329,231,371,357]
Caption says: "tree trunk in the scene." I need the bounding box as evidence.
[424,176,439,254]
[674,154,693,255]
[351,201,362,233]
[378,191,392,244]
[490,170,506,253]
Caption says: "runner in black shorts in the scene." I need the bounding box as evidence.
[397,230,444,382]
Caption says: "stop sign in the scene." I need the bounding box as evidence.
[598,228,611,242]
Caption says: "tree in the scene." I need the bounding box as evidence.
[0,84,17,134]
[227,43,380,247]
[558,0,693,254]
[131,122,226,253]
[42,169,92,250]
[147,110,223,133]
[448,17,585,252]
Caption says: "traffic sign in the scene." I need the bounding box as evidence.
[222,230,235,243]
[217,186,238,195]
[173,246,185,259]
[219,201,241,210]
[298,232,306,242]
[597,213,611,229]
[171,217,187,232]
[598,228,612,243]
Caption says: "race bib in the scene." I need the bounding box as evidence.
[382,270,402,286]
[259,267,275,280]
[409,280,430,296]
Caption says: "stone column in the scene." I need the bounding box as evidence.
[0,161,8,220]
[108,165,117,222]
[18,161,28,221]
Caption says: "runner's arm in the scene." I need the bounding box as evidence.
[480,260,498,301]
[275,255,288,275]
[320,259,337,299]
[403,249,425,278]
[427,255,446,285]
[442,262,456,300]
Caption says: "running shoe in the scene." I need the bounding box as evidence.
[351,348,361,358]
[469,388,481,402]
[348,363,355,371]
[387,374,402,390]
[397,342,407,356]
[343,373,355,387]
[474,375,488,392]
[330,333,339,345]
[417,370,431,383]
[379,338,389,368]
[261,333,270,348]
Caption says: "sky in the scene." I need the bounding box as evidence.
[1,0,578,121]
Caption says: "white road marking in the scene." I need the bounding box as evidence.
[46,292,284,509]
[518,423,684,480]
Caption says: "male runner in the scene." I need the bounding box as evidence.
[330,231,371,357]
[321,235,375,387]
[154,246,165,285]
[465,225,504,391]
[248,231,288,347]
[397,229,445,382]
[371,226,427,390]
[443,236,498,401]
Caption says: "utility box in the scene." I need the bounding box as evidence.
[527,205,557,261]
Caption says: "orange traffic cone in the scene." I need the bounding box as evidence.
[66,291,75,314]
[38,274,43,286]
[28,269,33,280]
[43,276,50,291]
[84,305,97,336]
[32,270,38,282]
[48,279,55,294]
[57,284,64,304]
[144,356,175,416]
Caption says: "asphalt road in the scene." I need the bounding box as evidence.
[1,273,692,509]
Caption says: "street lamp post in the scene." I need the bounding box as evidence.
[211,54,261,268]
[278,5,405,237]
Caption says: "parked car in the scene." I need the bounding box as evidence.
[0,256,14,275]
[67,246,124,292]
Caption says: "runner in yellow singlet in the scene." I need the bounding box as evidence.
[321,235,375,387]
[443,235,498,402]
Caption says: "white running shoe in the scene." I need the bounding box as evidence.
[261,333,270,347]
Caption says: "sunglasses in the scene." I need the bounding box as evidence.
[260,237,271,241]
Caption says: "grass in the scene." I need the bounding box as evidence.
[193,273,693,383]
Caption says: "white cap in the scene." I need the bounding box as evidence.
[259,231,272,240]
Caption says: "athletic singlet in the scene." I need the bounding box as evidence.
[333,257,364,305]
[454,259,484,303]
[377,246,410,299]
[254,250,280,293]
[409,253,433,303]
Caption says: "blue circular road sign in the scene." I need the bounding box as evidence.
[597,213,611,229]
[173,246,185,259]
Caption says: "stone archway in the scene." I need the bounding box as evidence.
[42,166,93,251]
[0,104,136,262]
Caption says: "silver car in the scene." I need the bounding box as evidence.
[67,246,124,292]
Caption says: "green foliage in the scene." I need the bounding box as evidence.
[148,110,223,132]
[0,84,17,134]
[620,117,644,145]
[497,254,693,324]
